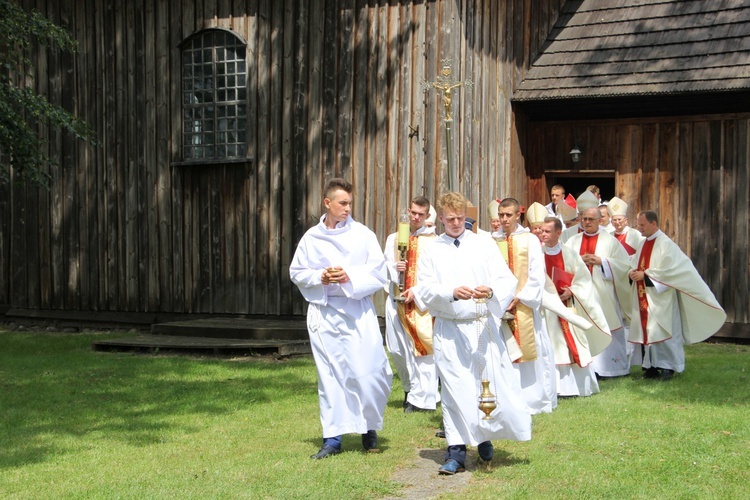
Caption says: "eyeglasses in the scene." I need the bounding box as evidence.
[581,217,601,222]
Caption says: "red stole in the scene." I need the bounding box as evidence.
[615,232,636,256]
[637,238,656,344]
[544,252,565,288]
[543,252,582,366]
[579,233,599,273]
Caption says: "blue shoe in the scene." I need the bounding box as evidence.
[478,441,494,461]
[310,445,340,459]
[438,459,465,475]
[362,430,379,452]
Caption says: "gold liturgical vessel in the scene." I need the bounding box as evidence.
[478,379,497,420]
[394,210,410,302]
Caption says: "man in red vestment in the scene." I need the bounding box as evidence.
[628,211,726,380]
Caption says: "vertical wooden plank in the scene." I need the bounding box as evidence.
[255,0,271,312]
[73,1,89,310]
[640,123,658,212]
[154,0,173,312]
[91,0,104,309]
[423,0,438,198]
[350,0,368,228]
[706,120,723,294]
[689,121,710,278]
[58,1,80,310]
[657,122,678,238]
[731,119,749,323]
[409,1,426,203]
[385,4,401,231]
[337,1,355,181]
[676,122,693,252]
[278,0,295,314]
[371,1,388,234]
[321,0,338,182]
[306,0,324,229]
[290,0,309,315]
[267,0,284,314]
[106,0,121,310]
[720,119,736,320]
[126,0,142,311]
[46,0,64,310]
[398,1,415,211]
[144,0,160,311]
[233,0,249,314]
[170,0,188,312]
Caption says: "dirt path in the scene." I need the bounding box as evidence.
[383,448,478,499]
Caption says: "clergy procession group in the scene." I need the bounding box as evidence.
[289,178,726,476]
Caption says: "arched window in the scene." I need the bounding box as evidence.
[181,29,247,161]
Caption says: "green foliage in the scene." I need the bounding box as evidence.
[0,0,94,187]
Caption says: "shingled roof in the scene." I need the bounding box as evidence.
[513,0,750,104]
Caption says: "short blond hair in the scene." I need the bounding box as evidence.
[437,192,467,215]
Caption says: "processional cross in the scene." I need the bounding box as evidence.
[422,60,473,192]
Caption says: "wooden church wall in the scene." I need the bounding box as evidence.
[524,115,750,324]
[0,0,564,315]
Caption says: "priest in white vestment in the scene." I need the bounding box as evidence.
[628,211,726,380]
[608,197,644,257]
[383,196,439,412]
[493,198,557,414]
[607,196,645,367]
[290,178,392,459]
[540,217,612,396]
[565,206,633,378]
[411,192,532,475]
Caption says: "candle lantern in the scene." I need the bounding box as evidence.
[395,210,411,300]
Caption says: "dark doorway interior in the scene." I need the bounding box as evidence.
[545,174,616,203]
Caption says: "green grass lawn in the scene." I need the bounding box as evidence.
[1,329,748,499]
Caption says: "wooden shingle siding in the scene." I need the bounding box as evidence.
[0,0,563,314]
[516,0,750,100]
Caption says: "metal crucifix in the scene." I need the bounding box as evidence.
[423,60,473,192]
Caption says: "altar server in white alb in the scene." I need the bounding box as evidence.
[383,196,439,413]
[565,201,633,378]
[494,198,557,414]
[290,178,392,460]
[628,211,726,380]
[539,217,612,397]
[412,192,531,476]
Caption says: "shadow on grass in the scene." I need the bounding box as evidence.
[0,331,318,469]
[597,343,750,406]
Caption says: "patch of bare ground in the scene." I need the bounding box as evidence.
[383,448,497,499]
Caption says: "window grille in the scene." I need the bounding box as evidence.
[181,30,247,161]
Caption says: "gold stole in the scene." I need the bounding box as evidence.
[499,233,538,362]
[396,233,435,356]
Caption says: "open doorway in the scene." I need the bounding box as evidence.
[545,174,616,203]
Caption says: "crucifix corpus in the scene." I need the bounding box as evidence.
[423,61,473,193]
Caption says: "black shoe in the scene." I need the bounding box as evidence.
[435,429,446,439]
[438,459,465,475]
[659,369,675,381]
[477,441,494,462]
[310,445,340,459]
[362,430,379,452]
[643,367,660,379]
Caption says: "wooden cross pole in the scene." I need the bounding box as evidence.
[423,61,473,193]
